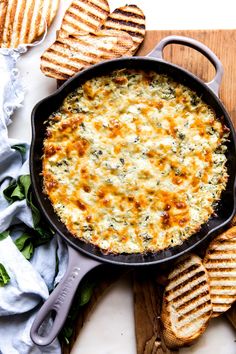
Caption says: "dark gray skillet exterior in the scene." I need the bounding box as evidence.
[30,36,236,346]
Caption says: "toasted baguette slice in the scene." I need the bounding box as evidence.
[102,4,145,54]
[161,253,212,349]
[59,0,110,37]
[0,0,59,48]
[40,29,133,80]
[203,226,236,317]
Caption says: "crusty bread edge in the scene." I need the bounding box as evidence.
[161,254,213,349]
[40,29,134,80]
[204,226,236,255]
[203,226,236,318]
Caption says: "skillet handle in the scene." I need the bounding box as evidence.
[147,35,223,96]
[30,246,101,346]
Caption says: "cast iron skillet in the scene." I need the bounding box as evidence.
[30,36,236,346]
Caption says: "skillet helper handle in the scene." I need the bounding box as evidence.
[148,35,223,96]
[30,246,100,346]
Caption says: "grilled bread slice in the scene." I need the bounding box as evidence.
[40,29,133,80]
[102,4,145,54]
[161,253,212,349]
[203,226,236,317]
[0,0,59,48]
[59,0,110,37]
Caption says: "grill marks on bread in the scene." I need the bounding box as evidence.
[59,0,110,37]
[102,4,145,54]
[161,254,212,349]
[0,0,59,48]
[40,2,145,79]
[203,226,236,317]
[40,30,133,79]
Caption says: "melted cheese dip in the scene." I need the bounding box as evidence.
[42,69,229,253]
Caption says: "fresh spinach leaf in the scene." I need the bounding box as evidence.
[3,180,18,203]
[78,279,96,306]
[3,175,31,204]
[60,278,96,344]
[15,232,34,260]
[0,263,10,287]
[14,225,54,260]
[21,242,34,260]
[0,230,10,241]
[3,175,54,259]
[28,193,41,227]
[19,175,31,200]
[10,184,25,200]
[11,144,27,156]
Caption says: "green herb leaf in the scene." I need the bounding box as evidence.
[3,175,31,204]
[60,278,96,344]
[14,232,34,260]
[3,179,17,203]
[60,327,73,345]
[21,242,34,260]
[78,279,95,306]
[19,175,31,200]
[14,232,31,251]
[3,175,54,260]
[10,184,25,200]
[15,232,34,259]
[0,230,10,241]
[28,193,41,227]
[0,263,10,287]
[12,144,27,156]
[33,226,54,246]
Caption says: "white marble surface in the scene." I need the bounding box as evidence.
[7,0,236,353]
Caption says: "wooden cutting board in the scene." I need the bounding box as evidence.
[62,29,236,354]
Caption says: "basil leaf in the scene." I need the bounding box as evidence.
[21,242,34,260]
[60,327,73,345]
[3,175,54,259]
[0,263,10,287]
[15,232,31,251]
[10,184,25,200]
[28,193,41,227]
[0,230,10,241]
[3,175,31,204]
[12,144,27,156]
[15,232,34,260]
[33,226,53,246]
[3,179,17,203]
[19,175,31,200]
[78,279,95,306]
[60,278,96,344]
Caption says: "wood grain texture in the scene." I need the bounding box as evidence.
[62,30,236,354]
[133,271,178,354]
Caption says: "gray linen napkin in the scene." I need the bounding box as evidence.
[0,46,67,354]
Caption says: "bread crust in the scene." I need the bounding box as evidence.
[161,253,212,349]
[40,30,133,79]
[203,226,236,317]
[59,0,110,38]
[0,0,59,48]
[102,4,145,54]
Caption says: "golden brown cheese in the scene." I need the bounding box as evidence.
[42,69,229,253]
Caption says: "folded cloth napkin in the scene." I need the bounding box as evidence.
[0,45,68,354]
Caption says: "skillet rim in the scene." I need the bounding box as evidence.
[30,55,236,266]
